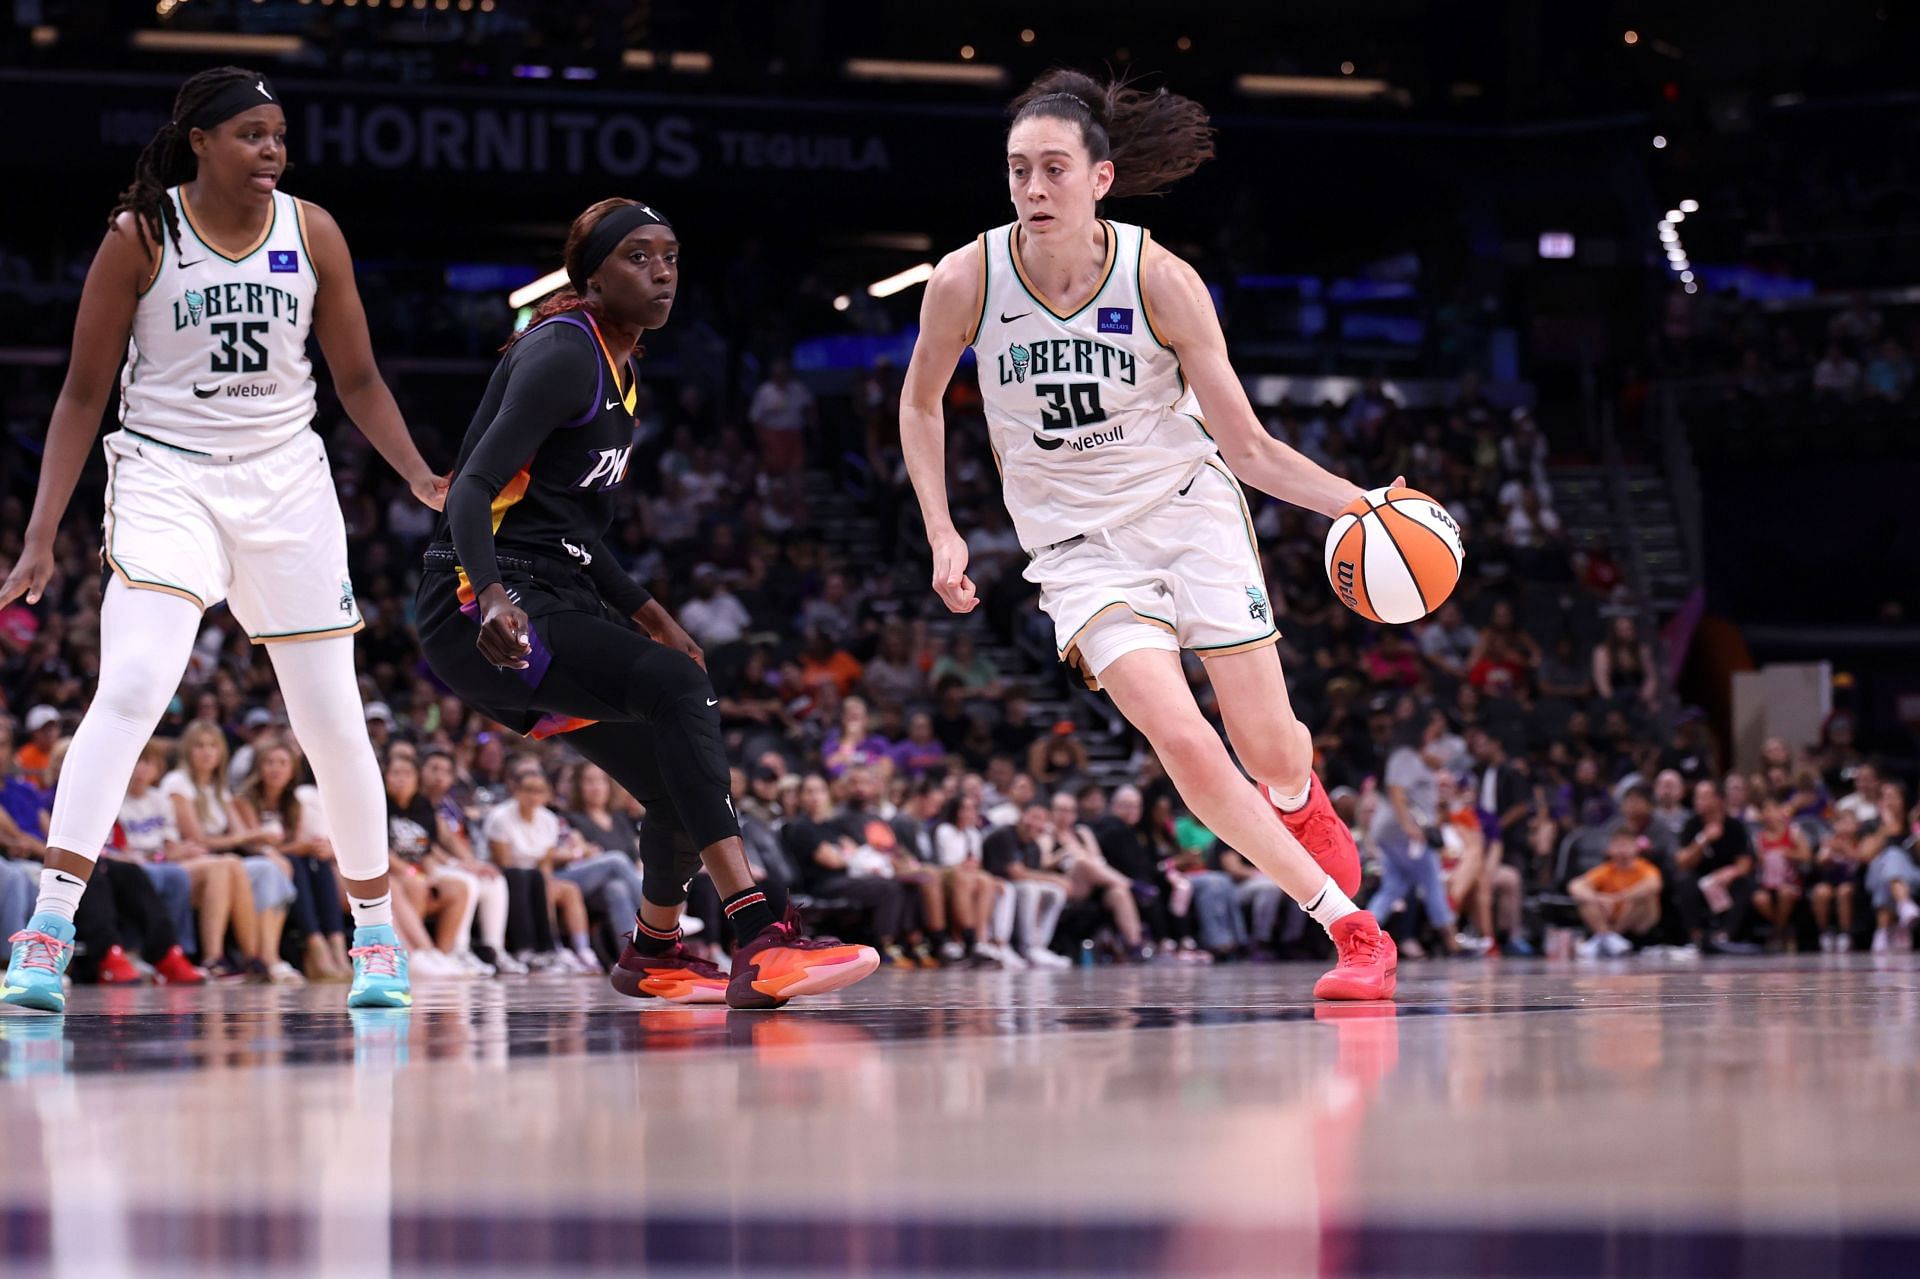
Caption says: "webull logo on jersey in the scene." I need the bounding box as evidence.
[171,282,301,331]
[997,338,1136,387]
[575,444,633,490]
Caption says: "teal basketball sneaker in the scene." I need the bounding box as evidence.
[4,913,77,1013]
[346,924,412,1010]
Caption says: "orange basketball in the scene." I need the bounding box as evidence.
[1323,486,1465,624]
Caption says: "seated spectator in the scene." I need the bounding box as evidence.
[985,772,1037,829]
[1038,790,1139,962]
[1367,721,1462,958]
[235,735,350,982]
[484,769,596,973]
[1538,633,1595,702]
[1362,630,1422,690]
[930,633,1002,698]
[1749,795,1813,951]
[1674,780,1758,955]
[0,719,50,841]
[164,720,298,981]
[1811,809,1867,952]
[891,779,967,963]
[982,803,1068,965]
[680,564,754,650]
[1812,342,1862,400]
[1593,616,1658,708]
[1437,770,1516,952]
[748,356,814,474]
[782,774,917,959]
[1863,338,1913,402]
[862,622,927,711]
[932,790,1013,965]
[892,712,950,779]
[839,766,941,966]
[1503,489,1562,550]
[386,752,503,976]
[1864,783,1920,952]
[1650,768,1692,841]
[822,696,896,780]
[993,691,1041,759]
[797,629,864,698]
[12,706,61,789]
[1415,602,1479,683]
[1028,723,1091,791]
[1466,600,1541,692]
[799,571,860,642]
[929,678,976,754]
[103,743,206,985]
[1570,828,1663,958]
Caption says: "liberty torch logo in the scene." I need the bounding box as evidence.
[1006,343,1031,383]
[183,289,205,325]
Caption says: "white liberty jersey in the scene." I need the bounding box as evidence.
[970,219,1217,549]
[119,186,317,457]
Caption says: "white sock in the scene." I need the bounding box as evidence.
[1267,779,1312,814]
[36,868,89,925]
[1303,876,1359,929]
[350,894,394,930]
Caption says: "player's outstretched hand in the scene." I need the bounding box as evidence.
[0,540,54,609]
[412,471,452,512]
[476,585,533,670]
[930,529,979,614]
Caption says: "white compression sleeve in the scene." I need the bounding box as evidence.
[265,635,390,884]
[45,579,203,859]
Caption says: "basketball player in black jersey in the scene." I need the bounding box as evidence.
[416,199,879,1008]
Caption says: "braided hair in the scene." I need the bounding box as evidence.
[108,66,266,253]
[1008,68,1215,199]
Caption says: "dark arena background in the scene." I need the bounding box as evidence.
[2,3,1919,1277]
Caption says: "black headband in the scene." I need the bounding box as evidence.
[572,202,673,290]
[180,76,280,132]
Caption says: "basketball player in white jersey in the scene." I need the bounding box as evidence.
[901,69,1396,999]
[1,67,444,1011]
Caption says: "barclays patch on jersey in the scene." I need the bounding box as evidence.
[269,250,299,273]
[1097,307,1133,335]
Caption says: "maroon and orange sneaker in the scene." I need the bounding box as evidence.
[609,940,729,1004]
[97,944,144,986]
[726,910,881,1010]
[1313,912,1397,1001]
[153,945,206,986]
[1268,774,1361,897]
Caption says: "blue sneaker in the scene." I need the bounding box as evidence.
[4,914,76,1013]
[347,924,411,1009]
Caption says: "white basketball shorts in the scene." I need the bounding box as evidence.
[101,427,363,644]
[1024,457,1279,688]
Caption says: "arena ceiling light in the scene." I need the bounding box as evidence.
[507,269,569,310]
[868,263,935,298]
[844,58,1009,86]
[130,30,305,55]
[1234,73,1393,99]
[1680,199,1700,213]
[622,50,714,72]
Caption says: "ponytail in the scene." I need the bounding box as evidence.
[108,66,269,253]
[1009,68,1215,199]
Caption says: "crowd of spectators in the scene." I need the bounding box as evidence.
[4,354,1912,984]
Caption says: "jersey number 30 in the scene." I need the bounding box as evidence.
[210,320,269,374]
[1035,382,1107,431]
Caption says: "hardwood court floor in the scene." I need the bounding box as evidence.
[1,955,1917,1278]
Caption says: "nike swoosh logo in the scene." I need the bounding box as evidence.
[706,698,719,706]
[192,385,220,398]
[1178,477,1197,496]
[1000,311,1030,324]
[605,397,621,412]
[179,258,205,268]
[1031,432,1066,451]
[54,873,84,887]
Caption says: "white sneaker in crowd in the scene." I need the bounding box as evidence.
[492,951,530,976]
[938,938,968,963]
[1600,932,1635,958]
[1871,929,1892,953]
[1023,947,1071,969]
[267,960,307,986]
[455,950,495,977]
[996,945,1029,970]
[1575,934,1604,960]
[572,947,604,974]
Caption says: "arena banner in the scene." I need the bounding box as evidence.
[0,69,994,187]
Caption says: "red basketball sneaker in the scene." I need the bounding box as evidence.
[153,945,206,986]
[609,940,729,1004]
[1268,774,1361,897]
[726,910,881,1010]
[1313,912,1397,1001]
[97,944,144,986]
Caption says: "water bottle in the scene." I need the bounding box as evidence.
[1078,939,1095,969]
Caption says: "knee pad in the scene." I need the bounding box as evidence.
[638,814,704,909]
